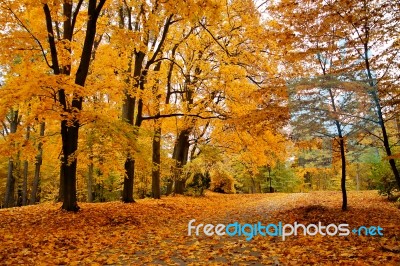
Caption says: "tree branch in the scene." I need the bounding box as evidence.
[198,20,231,56]
[43,4,60,74]
[4,3,52,68]
[141,113,226,121]
[71,0,84,32]
[95,0,107,19]
[146,14,173,67]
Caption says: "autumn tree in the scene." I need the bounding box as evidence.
[324,0,400,190]
[269,0,400,209]
[0,0,107,211]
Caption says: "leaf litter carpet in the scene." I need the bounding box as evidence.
[0,191,399,265]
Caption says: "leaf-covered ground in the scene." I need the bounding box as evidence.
[1,191,399,265]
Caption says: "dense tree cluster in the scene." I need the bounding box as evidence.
[0,0,398,211]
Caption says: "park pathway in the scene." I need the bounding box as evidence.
[120,193,308,265]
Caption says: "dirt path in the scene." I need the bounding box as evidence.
[114,192,400,265]
[124,193,305,265]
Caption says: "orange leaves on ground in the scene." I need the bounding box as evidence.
[0,191,399,265]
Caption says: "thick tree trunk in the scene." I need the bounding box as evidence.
[30,122,44,205]
[122,158,135,203]
[43,1,106,211]
[58,160,64,202]
[60,121,79,211]
[121,52,145,203]
[173,129,191,194]
[65,1,105,211]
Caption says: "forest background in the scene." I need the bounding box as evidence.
[0,0,399,212]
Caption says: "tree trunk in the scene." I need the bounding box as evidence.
[363,42,400,190]
[4,158,16,208]
[3,110,19,208]
[30,122,45,205]
[121,51,145,203]
[21,126,30,206]
[121,84,136,203]
[371,90,400,189]
[151,61,162,199]
[58,159,64,202]
[22,160,28,206]
[250,177,256,194]
[172,129,191,194]
[60,121,80,211]
[119,11,172,201]
[166,178,173,196]
[122,158,135,203]
[356,163,360,191]
[327,84,347,211]
[87,161,94,203]
[43,0,106,211]
[339,136,347,211]
[152,126,161,199]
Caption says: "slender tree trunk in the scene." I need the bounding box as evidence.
[363,42,400,190]
[3,110,19,208]
[86,135,94,203]
[152,126,161,199]
[339,136,347,211]
[396,116,400,142]
[250,177,256,194]
[151,61,162,199]
[356,163,360,191]
[163,50,176,197]
[30,122,45,205]
[87,161,94,202]
[4,158,16,208]
[120,12,172,201]
[371,90,400,189]
[21,126,30,206]
[22,160,29,206]
[166,178,173,195]
[327,85,347,210]
[30,159,41,205]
